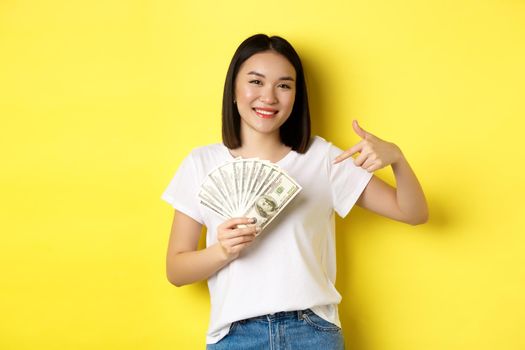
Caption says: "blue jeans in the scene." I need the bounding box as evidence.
[206,309,345,350]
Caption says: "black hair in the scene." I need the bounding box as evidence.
[222,34,311,153]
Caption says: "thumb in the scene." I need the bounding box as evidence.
[352,120,368,139]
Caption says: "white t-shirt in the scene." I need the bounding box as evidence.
[161,135,373,344]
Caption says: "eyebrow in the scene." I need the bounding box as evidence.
[247,71,295,81]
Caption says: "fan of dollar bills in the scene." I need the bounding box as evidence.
[198,158,302,235]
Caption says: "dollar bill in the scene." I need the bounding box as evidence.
[238,169,301,235]
[198,158,302,235]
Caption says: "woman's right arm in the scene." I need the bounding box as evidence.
[166,211,259,287]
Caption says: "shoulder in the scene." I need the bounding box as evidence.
[306,135,328,150]
[183,141,230,176]
[186,142,225,161]
[307,135,340,155]
[292,136,335,168]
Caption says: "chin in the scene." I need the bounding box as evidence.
[254,127,280,135]
[240,115,287,135]
[256,121,285,132]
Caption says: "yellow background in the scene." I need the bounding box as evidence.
[1,0,524,349]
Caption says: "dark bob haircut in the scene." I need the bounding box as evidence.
[222,34,311,154]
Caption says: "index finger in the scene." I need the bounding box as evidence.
[333,141,363,164]
[220,217,256,229]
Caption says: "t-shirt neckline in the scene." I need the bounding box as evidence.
[221,143,296,167]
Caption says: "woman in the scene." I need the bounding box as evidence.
[161,33,428,349]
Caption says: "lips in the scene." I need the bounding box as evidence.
[253,107,278,119]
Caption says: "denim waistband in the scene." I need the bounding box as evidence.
[240,308,314,323]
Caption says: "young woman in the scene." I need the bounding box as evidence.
[162,33,428,349]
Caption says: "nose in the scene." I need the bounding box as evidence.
[259,86,277,104]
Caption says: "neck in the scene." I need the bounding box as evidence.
[232,127,289,161]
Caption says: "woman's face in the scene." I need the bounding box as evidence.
[234,51,296,137]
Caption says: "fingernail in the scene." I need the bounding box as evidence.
[256,226,261,232]
[251,217,257,224]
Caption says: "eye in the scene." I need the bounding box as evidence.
[278,83,291,89]
[249,79,262,85]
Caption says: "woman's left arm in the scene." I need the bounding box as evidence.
[333,120,429,225]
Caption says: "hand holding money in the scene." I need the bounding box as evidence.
[216,217,260,261]
[198,158,302,236]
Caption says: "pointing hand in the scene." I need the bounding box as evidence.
[332,120,402,172]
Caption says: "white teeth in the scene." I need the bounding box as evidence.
[254,109,275,115]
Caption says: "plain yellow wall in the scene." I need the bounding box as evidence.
[1,0,524,349]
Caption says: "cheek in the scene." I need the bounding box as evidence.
[282,91,296,105]
[282,91,296,107]
[236,86,258,102]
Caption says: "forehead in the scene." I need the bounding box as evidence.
[238,51,296,78]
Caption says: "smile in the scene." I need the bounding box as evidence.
[253,108,278,119]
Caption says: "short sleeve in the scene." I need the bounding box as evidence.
[328,143,373,218]
[161,153,204,224]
